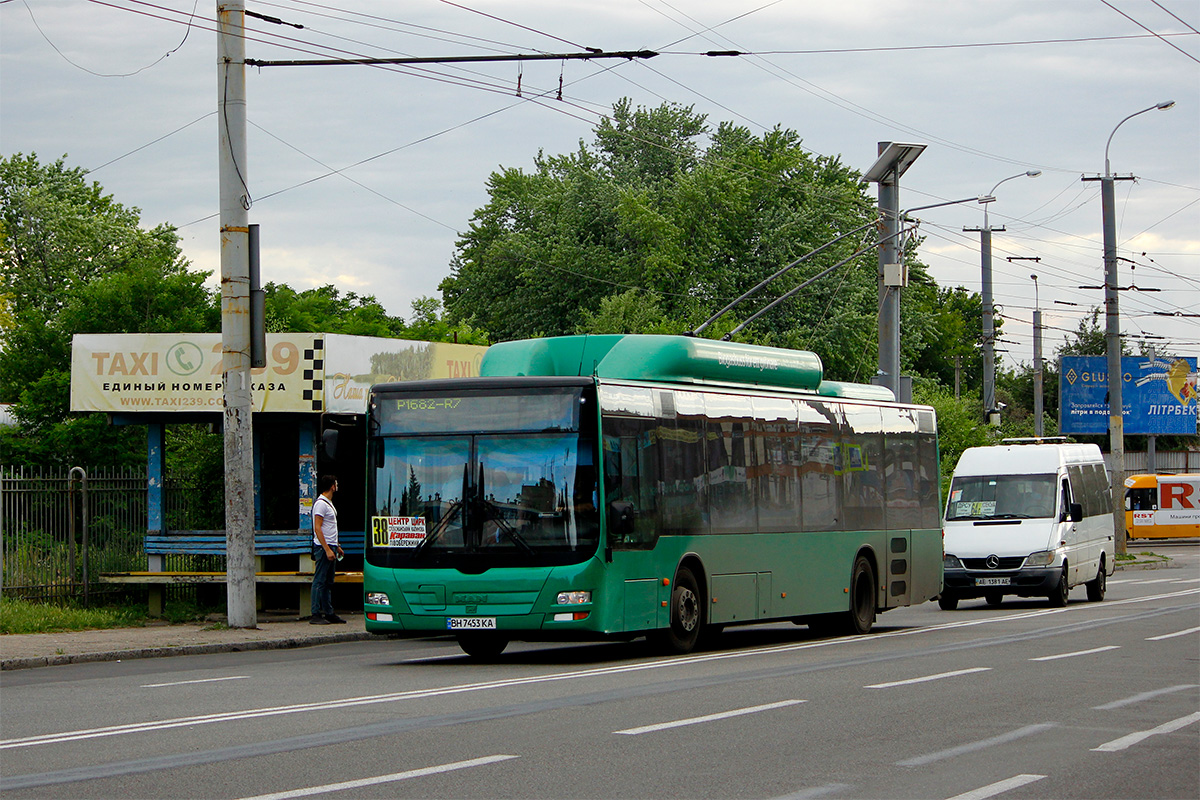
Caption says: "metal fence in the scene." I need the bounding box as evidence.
[0,466,223,604]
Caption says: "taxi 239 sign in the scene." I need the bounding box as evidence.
[1060,355,1198,435]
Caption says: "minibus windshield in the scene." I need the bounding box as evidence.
[945,474,1057,520]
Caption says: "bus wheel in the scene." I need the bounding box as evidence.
[1086,557,1107,602]
[457,633,508,660]
[1048,565,1070,608]
[985,592,1003,607]
[937,594,959,611]
[661,568,702,654]
[848,556,877,635]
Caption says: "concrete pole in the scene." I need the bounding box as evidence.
[218,0,257,627]
[966,220,1004,424]
[1101,174,1126,556]
[877,171,900,398]
[1033,307,1044,437]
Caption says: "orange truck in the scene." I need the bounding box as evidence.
[1124,474,1200,540]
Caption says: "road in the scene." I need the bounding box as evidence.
[2,545,1198,800]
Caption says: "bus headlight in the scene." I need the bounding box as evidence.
[366,592,390,606]
[1024,550,1056,567]
[943,554,963,570]
[556,591,591,605]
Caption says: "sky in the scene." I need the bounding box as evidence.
[2,0,1198,373]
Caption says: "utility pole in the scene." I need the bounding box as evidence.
[967,171,1040,426]
[1008,257,1043,437]
[964,222,1002,425]
[218,0,256,628]
[1083,100,1174,557]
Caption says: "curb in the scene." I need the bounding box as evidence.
[1,631,373,672]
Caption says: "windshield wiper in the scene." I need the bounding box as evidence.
[412,464,469,559]
[476,462,535,555]
[481,499,536,556]
[410,500,462,559]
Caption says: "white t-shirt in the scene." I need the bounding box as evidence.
[312,495,339,547]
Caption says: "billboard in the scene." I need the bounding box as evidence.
[1060,355,1198,435]
[71,333,488,415]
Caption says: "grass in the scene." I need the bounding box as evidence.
[0,597,226,634]
[0,597,145,635]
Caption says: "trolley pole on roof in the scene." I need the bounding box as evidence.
[218,0,257,628]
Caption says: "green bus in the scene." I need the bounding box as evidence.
[363,334,942,658]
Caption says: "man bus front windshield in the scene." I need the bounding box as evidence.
[367,386,599,568]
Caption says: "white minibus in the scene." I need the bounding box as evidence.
[939,440,1114,609]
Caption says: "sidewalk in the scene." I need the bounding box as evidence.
[1,614,373,671]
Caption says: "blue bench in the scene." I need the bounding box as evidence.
[100,530,366,616]
[144,530,365,556]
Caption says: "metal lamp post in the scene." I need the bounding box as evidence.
[967,170,1041,425]
[865,142,927,401]
[1089,100,1175,555]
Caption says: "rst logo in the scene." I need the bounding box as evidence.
[1160,481,1197,510]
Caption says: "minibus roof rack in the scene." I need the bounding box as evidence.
[1000,436,1071,445]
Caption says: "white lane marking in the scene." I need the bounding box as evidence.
[614,699,805,735]
[1173,578,1200,584]
[4,587,1196,751]
[866,667,991,689]
[945,774,1046,800]
[1146,626,1200,641]
[141,676,249,688]
[1092,711,1200,753]
[1106,579,1136,584]
[1130,578,1186,585]
[1094,685,1199,710]
[234,755,517,800]
[771,784,852,799]
[1030,645,1120,662]
[897,724,1056,767]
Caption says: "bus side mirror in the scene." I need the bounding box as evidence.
[1069,502,1083,522]
[321,429,339,462]
[608,501,635,536]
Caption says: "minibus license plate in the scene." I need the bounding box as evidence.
[447,617,496,630]
[975,577,1010,587]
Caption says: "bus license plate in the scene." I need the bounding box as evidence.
[975,577,1010,587]
[447,617,496,630]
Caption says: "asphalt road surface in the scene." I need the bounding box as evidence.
[3,546,1197,799]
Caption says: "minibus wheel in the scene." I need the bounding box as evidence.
[985,592,1003,607]
[937,594,959,611]
[1086,557,1107,602]
[1048,565,1070,607]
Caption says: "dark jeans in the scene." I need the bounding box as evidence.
[311,546,336,617]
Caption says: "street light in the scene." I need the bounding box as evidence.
[966,170,1041,425]
[865,142,927,401]
[1091,100,1175,555]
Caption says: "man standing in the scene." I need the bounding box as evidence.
[310,474,346,624]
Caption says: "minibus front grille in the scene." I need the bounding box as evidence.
[962,556,1026,570]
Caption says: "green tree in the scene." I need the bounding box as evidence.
[443,100,979,386]
[0,154,217,467]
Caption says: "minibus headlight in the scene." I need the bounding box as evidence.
[1025,550,1056,567]
[556,591,591,605]
[366,592,390,606]
[943,554,963,570]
